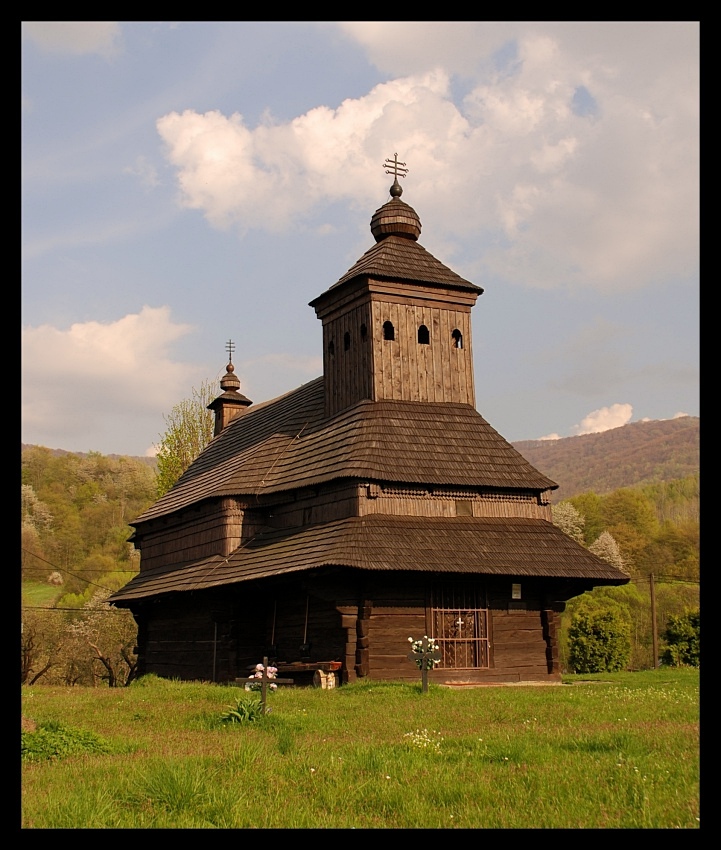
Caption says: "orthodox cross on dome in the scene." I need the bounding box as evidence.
[225,339,235,364]
[383,153,408,197]
[384,152,408,181]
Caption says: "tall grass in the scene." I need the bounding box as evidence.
[21,669,699,829]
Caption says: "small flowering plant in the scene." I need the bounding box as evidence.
[244,662,279,692]
[408,636,441,670]
[404,728,443,753]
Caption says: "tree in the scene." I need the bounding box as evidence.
[552,501,585,543]
[568,606,631,673]
[568,492,605,545]
[588,531,628,573]
[155,379,216,496]
[661,610,700,667]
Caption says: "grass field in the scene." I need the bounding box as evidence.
[21,669,699,829]
[22,581,62,607]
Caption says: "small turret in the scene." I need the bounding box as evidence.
[207,340,252,436]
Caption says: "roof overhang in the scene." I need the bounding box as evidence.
[110,515,628,605]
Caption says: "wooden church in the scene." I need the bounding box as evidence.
[110,158,628,685]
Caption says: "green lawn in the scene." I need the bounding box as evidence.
[22,581,62,607]
[21,668,699,829]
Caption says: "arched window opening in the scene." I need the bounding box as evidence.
[452,329,463,349]
[328,340,335,357]
[418,324,430,345]
[360,323,368,342]
[344,331,351,351]
[383,321,395,341]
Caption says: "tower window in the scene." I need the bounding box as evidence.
[418,324,430,345]
[360,323,368,342]
[344,331,351,351]
[452,329,463,349]
[383,321,395,341]
[328,340,335,357]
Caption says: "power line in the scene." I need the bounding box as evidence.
[21,549,118,593]
[22,605,131,614]
[23,565,138,575]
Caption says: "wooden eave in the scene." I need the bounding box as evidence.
[109,515,628,604]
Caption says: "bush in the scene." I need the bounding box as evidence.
[568,608,631,673]
[661,610,700,667]
[21,720,113,762]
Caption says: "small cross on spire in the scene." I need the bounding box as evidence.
[384,153,408,182]
[384,153,408,198]
[225,339,235,364]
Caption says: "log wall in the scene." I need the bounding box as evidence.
[133,572,567,684]
[136,498,245,574]
[254,482,361,531]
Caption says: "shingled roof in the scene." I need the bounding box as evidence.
[134,377,557,525]
[111,514,626,603]
[320,233,482,296]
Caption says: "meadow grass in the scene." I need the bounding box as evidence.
[21,669,699,829]
[22,580,62,607]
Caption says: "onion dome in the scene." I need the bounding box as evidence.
[370,178,422,242]
[219,361,241,393]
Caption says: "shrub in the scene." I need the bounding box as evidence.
[21,720,113,762]
[661,610,700,667]
[568,608,631,673]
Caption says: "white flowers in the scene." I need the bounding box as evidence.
[404,729,443,752]
[408,635,441,670]
[245,662,279,692]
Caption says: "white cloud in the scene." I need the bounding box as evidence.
[334,22,515,76]
[22,22,123,59]
[673,411,691,419]
[572,403,633,436]
[21,307,206,454]
[538,433,561,441]
[157,25,697,293]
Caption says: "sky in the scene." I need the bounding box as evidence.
[21,22,699,457]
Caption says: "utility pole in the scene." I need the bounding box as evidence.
[650,573,659,668]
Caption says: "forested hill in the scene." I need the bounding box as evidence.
[512,416,699,501]
[21,443,157,469]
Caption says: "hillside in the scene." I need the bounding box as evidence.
[512,416,699,501]
[21,443,157,469]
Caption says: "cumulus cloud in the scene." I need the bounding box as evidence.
[21,306,206,454]
[572,403,633,435]
[22,22,123,58]
[157,24,697,293]
[538,433,561,441]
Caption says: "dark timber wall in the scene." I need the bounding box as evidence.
[132,570,566,685]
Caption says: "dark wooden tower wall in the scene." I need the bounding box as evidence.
[316,278,478,418]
